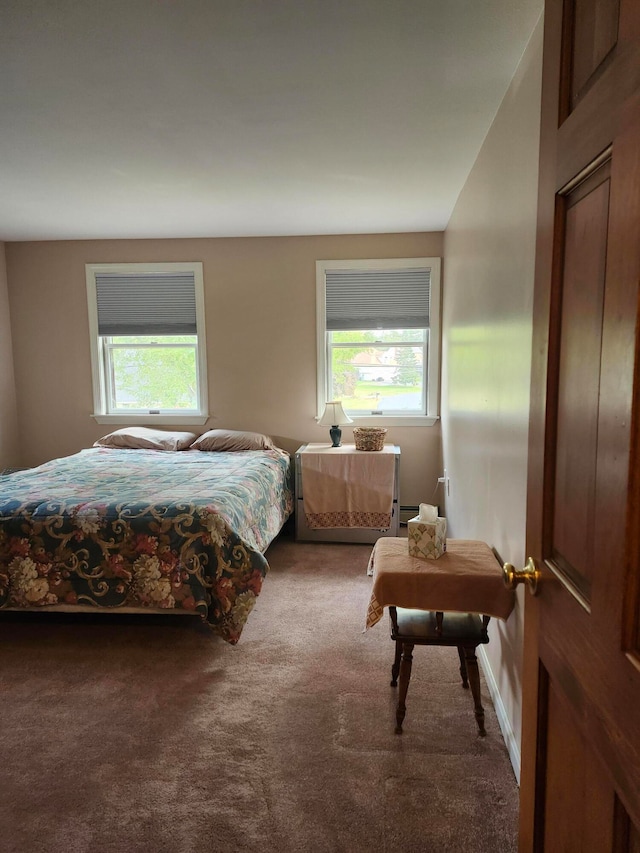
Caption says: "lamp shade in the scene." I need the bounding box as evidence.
[318,401,353,426]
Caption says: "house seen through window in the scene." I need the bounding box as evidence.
[316,258,441,425]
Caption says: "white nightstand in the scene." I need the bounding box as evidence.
[295,442,400,543]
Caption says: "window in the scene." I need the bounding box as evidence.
[86,262,208,424]
[316,258,441,426]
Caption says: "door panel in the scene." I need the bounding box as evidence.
[542,672,614,851]
[551,162,610,602]
[521,0,640,849]
[570,0,620,107]
[615,799,640,853]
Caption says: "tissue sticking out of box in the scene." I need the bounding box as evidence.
[408,506,447,560]
[418,503,438,523]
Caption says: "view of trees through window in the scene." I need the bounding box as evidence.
[107,335,198,410]
[329,329,425,412]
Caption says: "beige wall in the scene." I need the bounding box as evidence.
[441,16,543,778]
[0,242,20,470]
[5,232,443,505]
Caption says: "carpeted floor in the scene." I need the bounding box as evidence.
[0,534,519,853]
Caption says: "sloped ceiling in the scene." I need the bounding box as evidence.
[0,0,542,241]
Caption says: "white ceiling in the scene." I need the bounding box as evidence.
[0,0,542,242]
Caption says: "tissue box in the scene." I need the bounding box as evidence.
[407,516,447,560]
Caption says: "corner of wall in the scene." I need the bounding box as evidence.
[0,242,21,469]
[440,16,544,782]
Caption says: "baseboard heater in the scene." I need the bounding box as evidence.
[399,505,443,525]
[399,505,419,525]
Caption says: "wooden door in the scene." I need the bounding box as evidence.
[521,0,640,850]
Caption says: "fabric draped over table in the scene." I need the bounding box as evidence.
[366,538,515,628]
[300,445,396,529]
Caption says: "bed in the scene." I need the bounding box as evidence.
[0,433,293,644]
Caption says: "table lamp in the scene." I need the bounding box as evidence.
[318,400,353,447]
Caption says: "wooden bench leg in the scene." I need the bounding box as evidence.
[457,645,469,688]
[463,645,486,736]
[391,639,402,686]
[395,641,414,734]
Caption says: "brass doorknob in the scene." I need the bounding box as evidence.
[502,556,540,595]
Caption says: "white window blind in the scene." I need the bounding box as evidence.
[95,271,197,336]
[325,267,431,331]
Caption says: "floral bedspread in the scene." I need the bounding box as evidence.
[0,447,292,643]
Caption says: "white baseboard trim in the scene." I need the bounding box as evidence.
[478,646,521,784]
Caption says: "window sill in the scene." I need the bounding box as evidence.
[320,415,439,427]
[92,414,210,426]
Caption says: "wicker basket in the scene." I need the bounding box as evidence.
[353,426,387,451]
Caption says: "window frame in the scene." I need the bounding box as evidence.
[86,262,209,425]
[316,257,441,427]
